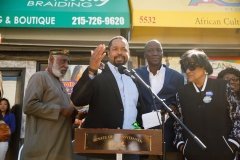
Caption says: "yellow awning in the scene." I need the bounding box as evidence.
[129,0,240,28]
[129,0,240,43]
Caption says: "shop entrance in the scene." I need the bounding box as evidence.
[1,68,25,160]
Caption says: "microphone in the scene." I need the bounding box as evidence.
[118,65,133,77]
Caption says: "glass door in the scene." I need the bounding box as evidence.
[1,69,25,160]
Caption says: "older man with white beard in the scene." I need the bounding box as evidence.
[21,49,78,160]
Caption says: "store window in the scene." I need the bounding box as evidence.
[38,63,88,96]
[2,77,17,107]
[136,56,182,73]
[163,56,181,73]
[209,57,240,79]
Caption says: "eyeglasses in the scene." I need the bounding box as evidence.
[223,77,239,82]
[181,62,199,73]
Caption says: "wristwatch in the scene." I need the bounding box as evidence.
[88,66,98,75]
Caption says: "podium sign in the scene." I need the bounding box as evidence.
[86,133,150,151]
[74,128,162,155]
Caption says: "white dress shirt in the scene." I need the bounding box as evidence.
[147,65,166,95]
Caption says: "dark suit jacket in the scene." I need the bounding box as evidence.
[134,65,184,152]
[71,64,146,129]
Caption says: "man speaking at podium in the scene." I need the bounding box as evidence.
[71,36,146,160]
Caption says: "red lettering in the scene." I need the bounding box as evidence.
[62,81,75,87]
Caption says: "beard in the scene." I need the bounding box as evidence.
[113,62,126,67]
[113,56,127,67]
[52,61,67,79]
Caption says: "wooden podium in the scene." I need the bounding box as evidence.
[74,128,162,156]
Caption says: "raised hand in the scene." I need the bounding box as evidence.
[168,104,178,115]
[89,44,106,70]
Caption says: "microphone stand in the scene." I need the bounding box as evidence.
[130,69,207,159]
[150,89,166,160]
[160,109,166,160]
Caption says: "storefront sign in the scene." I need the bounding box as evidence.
[209,57,240,78]
[189,0,240,6]
[62,81,76,94]
[130,0,240,28]
[0,0,130,28]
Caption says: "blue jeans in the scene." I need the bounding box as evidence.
[0,142,8,160]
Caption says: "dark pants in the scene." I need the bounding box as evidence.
[81,154,139,160]
[140,152,183,160]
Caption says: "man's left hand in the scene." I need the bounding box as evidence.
[60,106,78,119]
[168,104,178,115]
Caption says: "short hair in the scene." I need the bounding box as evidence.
[0,98,11,114]
[108,36,128,50]
[217,68,240,79]
[144,40,162,51]
[180,49,213,75]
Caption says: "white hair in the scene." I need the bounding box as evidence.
[49,55,66,78]
[48,55,57,64]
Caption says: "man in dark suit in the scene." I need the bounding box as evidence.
[135,40,184,160]
[71,36,146,160]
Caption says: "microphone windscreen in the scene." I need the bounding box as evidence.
[118,65,127,74]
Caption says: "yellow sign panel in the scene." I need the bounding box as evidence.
[130,0,240,28]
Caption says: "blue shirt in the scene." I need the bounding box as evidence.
[3,113,16,134]
[107,62,139,129]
